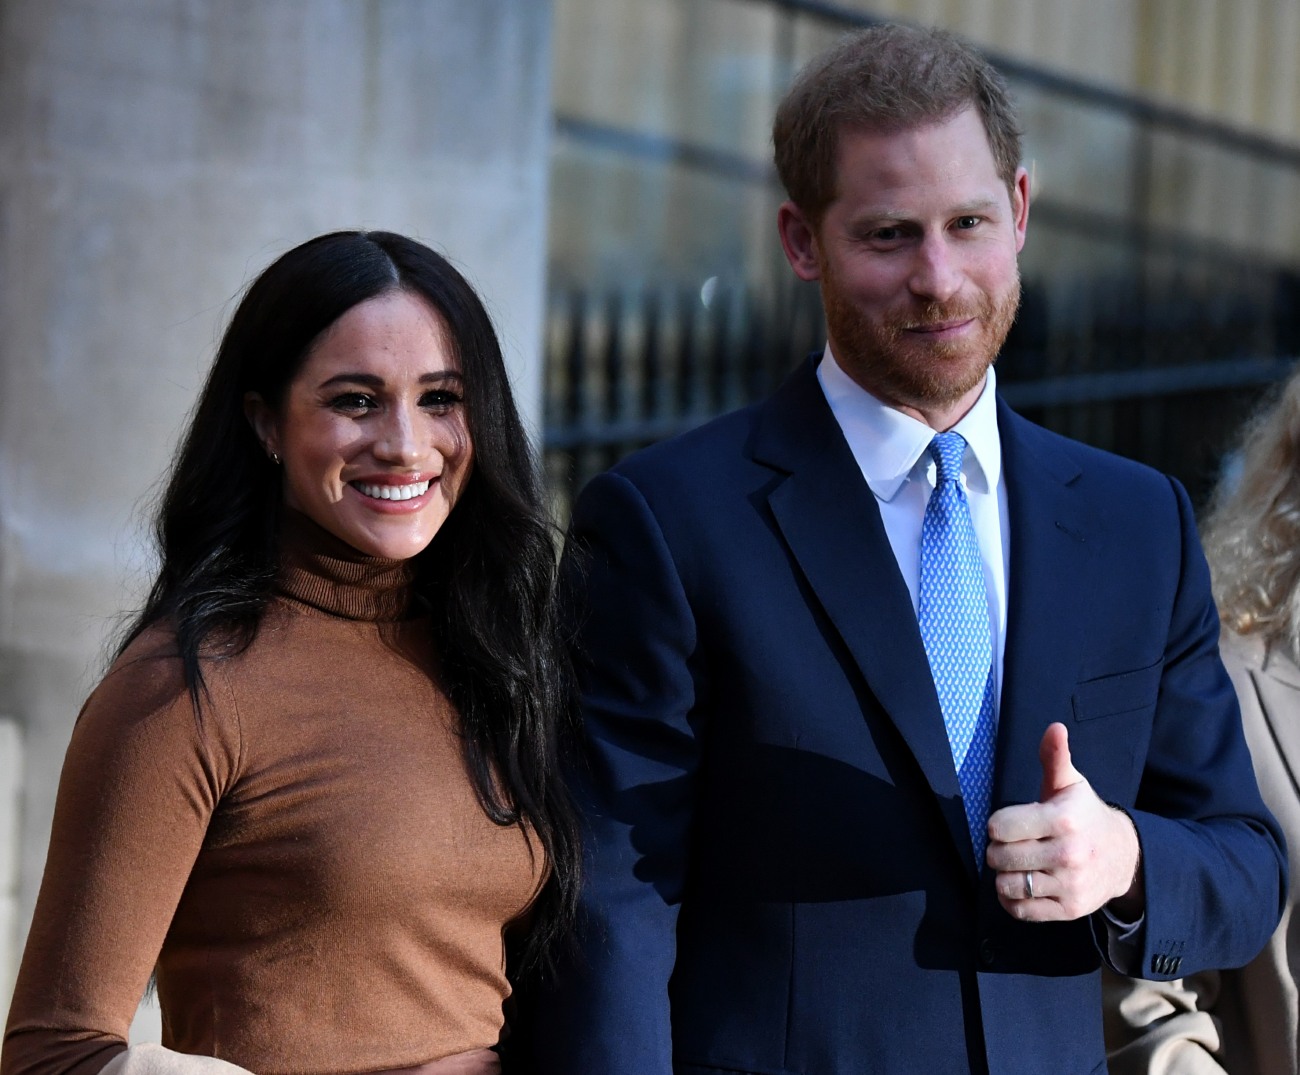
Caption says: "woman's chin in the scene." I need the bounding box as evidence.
[328,511,445,561]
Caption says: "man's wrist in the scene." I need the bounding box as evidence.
[1105,803,1144,920]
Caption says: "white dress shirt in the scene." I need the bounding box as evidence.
[816,346,1010,712]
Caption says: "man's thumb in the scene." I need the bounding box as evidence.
[1039,721,1082,800]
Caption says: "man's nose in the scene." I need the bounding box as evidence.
[907,235,963,303]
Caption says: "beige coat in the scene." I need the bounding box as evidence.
[1104,629,1300,1075]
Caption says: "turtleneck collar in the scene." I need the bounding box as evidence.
[275,510,417,622]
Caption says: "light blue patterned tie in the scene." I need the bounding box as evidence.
[918,431,996,865]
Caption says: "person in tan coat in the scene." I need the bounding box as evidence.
[1105,369,1300,1075]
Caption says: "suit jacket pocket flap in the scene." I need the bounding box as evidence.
[1072,660,1163,721]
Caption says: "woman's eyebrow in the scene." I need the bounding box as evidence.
[317,370,463,388]
[318,372,384,388]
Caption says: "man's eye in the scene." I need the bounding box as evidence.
[870,227,904,243]
[328,393,376,413]
[956,216,981,229]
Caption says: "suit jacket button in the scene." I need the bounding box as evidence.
[978,938,995,967]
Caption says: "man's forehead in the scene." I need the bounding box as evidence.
[828,109,1007,199]
[833,103,981,150]
[852,194,1004,220]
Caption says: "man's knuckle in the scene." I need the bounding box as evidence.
[1056,812,1080,838]
[1056,844,1084,871]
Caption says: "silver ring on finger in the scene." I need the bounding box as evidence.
[1024,871,1035,899]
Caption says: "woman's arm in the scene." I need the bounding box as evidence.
[1103,969,1229,1075]
[3,641,239,1075]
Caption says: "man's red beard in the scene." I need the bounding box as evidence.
[821,268,1022,411]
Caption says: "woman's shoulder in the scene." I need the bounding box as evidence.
[1220,627,1300,684]
[1218,627,1267,675]
[85,621,241,738]
[106,616,272,685]
[98,622,187,698]
[1217,630,1300,776]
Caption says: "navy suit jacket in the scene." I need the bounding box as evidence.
[527,360,1286,1075]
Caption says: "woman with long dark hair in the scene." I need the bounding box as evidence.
[2,231,579,1075]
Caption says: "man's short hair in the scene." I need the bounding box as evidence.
[773,23,1023,223]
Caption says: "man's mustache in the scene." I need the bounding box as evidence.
[889,300,990,332]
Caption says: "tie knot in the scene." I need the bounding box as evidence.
[928,431,967,485]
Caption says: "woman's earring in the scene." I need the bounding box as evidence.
[269,451,281,465]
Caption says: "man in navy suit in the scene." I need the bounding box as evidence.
[528,24,1286,1075]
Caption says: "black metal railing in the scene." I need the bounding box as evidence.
[544,280,823,512]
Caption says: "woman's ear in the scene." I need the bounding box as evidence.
[243,392,280,462]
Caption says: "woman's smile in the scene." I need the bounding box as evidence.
[350,477,435,504]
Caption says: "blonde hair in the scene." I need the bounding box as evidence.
[1202,366,1300,660]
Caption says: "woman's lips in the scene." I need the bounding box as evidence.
[346,476,440,513]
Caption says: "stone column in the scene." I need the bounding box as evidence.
[0,0,554,1019]
[0,718,20,1010]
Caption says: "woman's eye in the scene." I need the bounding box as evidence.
[421,389,463,410]
[328,392,376,413]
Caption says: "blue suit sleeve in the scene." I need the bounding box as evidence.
[1110,476,1287,979]
[529,470,702,1073]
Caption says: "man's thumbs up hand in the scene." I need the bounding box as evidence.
[986,723,1143,922]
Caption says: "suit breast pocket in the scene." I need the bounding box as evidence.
[1071,659,1163,722]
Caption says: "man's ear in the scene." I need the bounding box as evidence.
[1011,165,1031,253]
[243,392,279,460]
[777,201,823,282]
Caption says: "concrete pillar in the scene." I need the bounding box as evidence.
[0,718,20,1011]
[0,0,554,1019]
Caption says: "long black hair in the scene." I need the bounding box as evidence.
[122,230,579,974]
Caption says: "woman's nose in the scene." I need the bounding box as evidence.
[373,405,421,464]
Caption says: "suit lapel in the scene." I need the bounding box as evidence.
[993,402,1094,809]
[1252,647,1300,801]
[752,362,976,873]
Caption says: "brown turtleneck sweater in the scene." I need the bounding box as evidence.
[3,516,543,1075]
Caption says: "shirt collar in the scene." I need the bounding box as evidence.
[816,344,1003,502]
